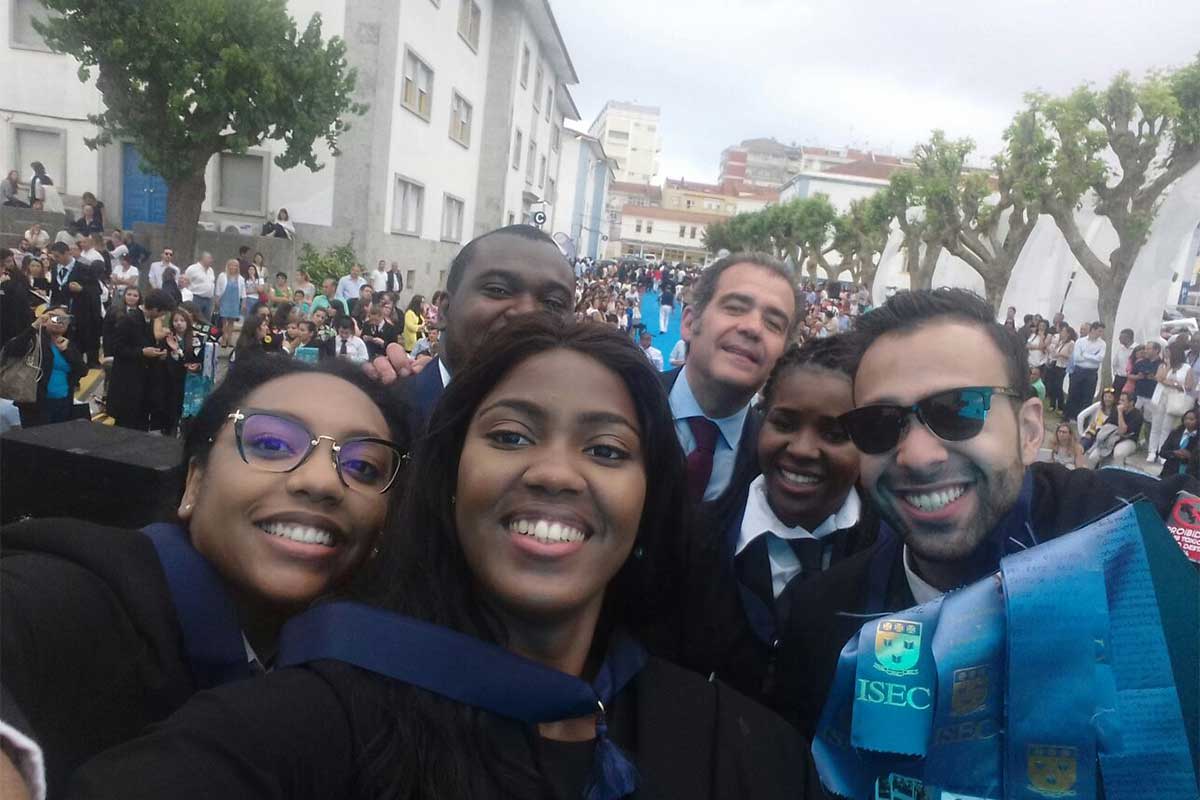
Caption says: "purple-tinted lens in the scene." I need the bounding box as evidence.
[337,439,400,491]
[239,414,311,471]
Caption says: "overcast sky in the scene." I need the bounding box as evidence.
[555,0,1200,183]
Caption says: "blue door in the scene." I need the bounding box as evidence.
[121,143,168,227]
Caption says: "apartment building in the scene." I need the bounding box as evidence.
[587,101,661,185]
[1,0,579,296]
[551,130,614,261]
[618,205,719,264]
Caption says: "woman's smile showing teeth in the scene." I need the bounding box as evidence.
[779,467,821,487]
[507,517,588,544]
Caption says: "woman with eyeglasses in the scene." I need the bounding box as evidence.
[68,315,807,800]
[0,306,85,426]
[0,356,411,798]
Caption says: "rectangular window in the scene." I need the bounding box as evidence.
[545,87,553,122]
[685,199,695,209]
[11,0,52,50]
[690,226,697,239]
[533,64,544,110]
[457,0,481,51]
[547,177,556,204]
[441,194,465,242]
[406,269,416,286]
[438,269,447,288]
[14,126,66,193]
[635,220,642,233]
[551,125,561,152]
[679,225,686,238]
[520,46,530,88]
[392,176,425,236]
[646,221,653,234]
[538,155,546,189]
[526,141,536,185]
[449,92,472,147]
[608,130,629,141]
[216,152,266,214]
[512,129,523,170]
[401,48,434,120]
[507,212,516,226]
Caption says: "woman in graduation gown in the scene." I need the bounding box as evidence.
[68,314,811,800]
[668,336,879,734]
[0,355,411,799]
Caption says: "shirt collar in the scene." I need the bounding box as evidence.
[735,475,861,556]
[668,365,748,450]
[438,358,452,388]
[902,545,944,605]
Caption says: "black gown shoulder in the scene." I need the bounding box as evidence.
[1,518,195,796]
[68,654,813,799]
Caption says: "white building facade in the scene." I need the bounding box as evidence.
[551,130,613,261]
[779,171,890,214]
[587,101,660,185]
[1,0,579,296]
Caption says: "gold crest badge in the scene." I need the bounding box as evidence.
[1027,744,1077,797]
[951,666,989,717]
[874,619,922,677]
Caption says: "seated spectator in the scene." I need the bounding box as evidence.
[269,271,291,308]
[233,309,279,364]
[1050,422,1086,469]
[311,277,348,317]
[331,315,368,363]
[74,203,104,237]
[261,208,295,239]
[1158,407,1200,477]
[1077,387,1117,449]
[1029,365,1045,402]
[294,269,316,302]
[80,192,106,229]
[292,288,310,318]
[411,325,440,359]
[360,301,398,361]
[23,223,50,251]
[2,170,27,207]
[350,284,374,321]
[1085,390,1143,468]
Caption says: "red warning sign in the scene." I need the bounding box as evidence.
[1168,493,1200,565]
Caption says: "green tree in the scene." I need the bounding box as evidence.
[826,190,894,288]
[36,0,365,261]
[297,239,359,286]
[917,129,1042,312]
[1010,55,1200,382]
[887,165,946,292]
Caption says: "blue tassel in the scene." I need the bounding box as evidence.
[583,714,639,800]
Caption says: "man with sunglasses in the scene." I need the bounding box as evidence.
[147,248,176,291]
[774,288,1199,739]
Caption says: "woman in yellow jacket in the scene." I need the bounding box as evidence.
[402,295,425,352]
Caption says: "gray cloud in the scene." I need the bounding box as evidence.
[556,0,1200,181]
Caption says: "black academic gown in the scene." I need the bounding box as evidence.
[68,654,815,800]
[668,486,879,727]
[1,520,206,798]
[774,461,1200,741]
[1158,426,1200,478]
[105,309,155,428]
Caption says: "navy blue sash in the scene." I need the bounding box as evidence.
[722,504,778,645]
[141,523,253,689]
[278,601,647,800]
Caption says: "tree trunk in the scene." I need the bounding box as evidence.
[982,272,1008,316]
[911,242,942,291]
[1096,276,1122,391]
[164,170,207,266]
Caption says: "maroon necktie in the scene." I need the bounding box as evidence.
[685,416,720,502]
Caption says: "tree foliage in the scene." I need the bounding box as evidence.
[827,191,893,288]
[1008,54,1200,382]
[297,239,359,286]
[702,197,839,276]
[35,0,365,258]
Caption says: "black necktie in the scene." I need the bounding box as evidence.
[59,266,68,284]
[340,339,348,355]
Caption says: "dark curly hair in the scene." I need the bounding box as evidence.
[760,334,857,409]
[354,313,689,799]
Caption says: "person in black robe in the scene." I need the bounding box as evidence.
[1158,408,1200,478]
[1,257,35,349]
[66,315,813,800]
[666,337,878,726]
[0,356,410,799]
[105,290,175,430]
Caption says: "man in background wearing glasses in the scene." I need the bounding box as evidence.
[774,288,1199,738]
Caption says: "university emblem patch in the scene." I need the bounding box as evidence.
[951,665,989,716]
[1027,744,1078,797]
[874,619,922,677]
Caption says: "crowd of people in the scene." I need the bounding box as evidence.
[0,222,1197,800]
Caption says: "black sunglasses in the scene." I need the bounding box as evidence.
[838,386,1023,455]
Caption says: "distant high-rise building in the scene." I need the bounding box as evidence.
[587,101,661,185]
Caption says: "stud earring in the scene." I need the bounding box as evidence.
[633,545,645,560]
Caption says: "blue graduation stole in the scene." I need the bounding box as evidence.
[813,500,1198,800]
[278,601,647,800]
[141,523,254,689]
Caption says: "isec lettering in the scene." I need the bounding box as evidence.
[855,679,932,710]
[933,719,998,744]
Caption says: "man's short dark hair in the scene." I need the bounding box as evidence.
[49,241,69,256]
[445,224,562,297]
[1022,314,1034,325]
[336,316,354,331]
[689,252,800,333]
[276,271,287,280]
[1092,321,1105,330]
[144,289,177,312]
[851,288,1030,399]
[1120,328,1135,339]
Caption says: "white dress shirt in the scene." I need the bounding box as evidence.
[147,260,171,289]
[642,344,664,371]
[335,335,369,363]
[1112,343,1133,377]
[369,269,388,293]
[736,476,862,598]
[902,545,944,604]
[1072,337,1107,370]
[184,263,216,298]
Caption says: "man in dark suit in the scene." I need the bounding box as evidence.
[385,261,404,295]
[48,241,80,309]
[369,224,576,426]
[776,288,1200,742]
[661,253,798,517]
